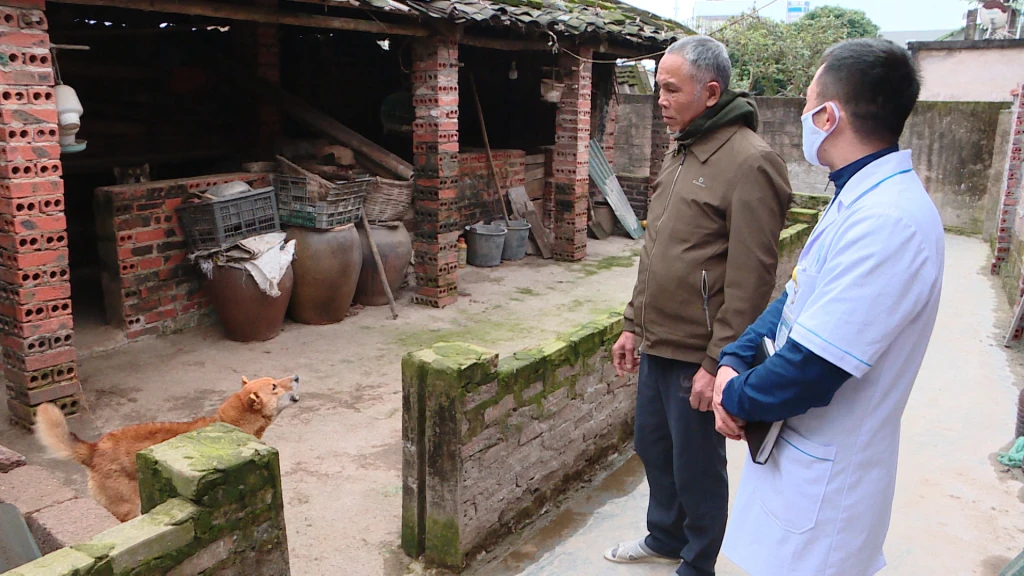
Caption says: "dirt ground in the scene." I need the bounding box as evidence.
[0,236,645,576]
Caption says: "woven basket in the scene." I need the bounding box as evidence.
[363,177,413,223]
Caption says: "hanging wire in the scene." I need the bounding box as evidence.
[553,0,784,65]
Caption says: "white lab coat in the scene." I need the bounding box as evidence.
[721,150,945,575]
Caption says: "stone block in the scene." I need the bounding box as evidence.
[74,498,197,573]
[26,497,119,554]
[2,547,95,576]
[0,464,74,514]
[136,422,281,514]
[0,443,26,472]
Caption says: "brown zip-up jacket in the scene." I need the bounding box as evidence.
[623,120,792,375]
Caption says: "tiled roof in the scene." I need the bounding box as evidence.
[304,0,691,47]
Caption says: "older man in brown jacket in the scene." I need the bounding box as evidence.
[604,36,792,576]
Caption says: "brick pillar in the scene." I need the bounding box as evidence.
[0,0,81,428]
[552,48,592,262]
[410,37,459,308]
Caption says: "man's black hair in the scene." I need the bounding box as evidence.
[817,38,921,145]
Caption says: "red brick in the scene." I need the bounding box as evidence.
[0,68,51,86]
[162,252,185,267]
[133,228,172,244]
[0,177,60,198]
[0,105,56,126]
[411,293,457,308]
[3,364,51,388]
[1,282,70,304]
[4,314,72,338]
[0,263,67,287]
[135,256,163,271]
[4,345,75,372]
[143,307,176,324]
[178,300,208,315]
[30,124,55,142]
[2,331,71,354]
[0,29,48,49]
[126,325,161,340]
[0,247,66,268]
[0,214,64,234]
[0,143,57,163]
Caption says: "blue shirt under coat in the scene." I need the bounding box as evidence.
[718,145,900,423]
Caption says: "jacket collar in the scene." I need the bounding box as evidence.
[836,149,915,209]
[679,123,743,163]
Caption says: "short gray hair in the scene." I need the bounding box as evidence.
[665,35,732,90]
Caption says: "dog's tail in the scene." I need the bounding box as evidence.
[34,403,94,466]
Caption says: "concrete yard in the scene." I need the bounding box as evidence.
[2,234,1024,575]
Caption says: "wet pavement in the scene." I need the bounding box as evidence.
[477,235,1024,576]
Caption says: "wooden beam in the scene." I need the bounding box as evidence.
[47,0,430,37]
[459,35,554,52]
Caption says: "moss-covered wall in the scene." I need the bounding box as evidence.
[2,424,290,576]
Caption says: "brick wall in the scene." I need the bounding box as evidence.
[0,0,82,429]
[457,149,525,225]
[411,37,459,309]
[5,424,291,575]
[994,82,1024,340]
[93,173,271,341]
[618,175,650,221]
[401,312,636,569]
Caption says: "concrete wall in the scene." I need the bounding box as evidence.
[753,97,1011,235]
[909,40,1024,103]
[613,94,653,177]
[2,424,291,576]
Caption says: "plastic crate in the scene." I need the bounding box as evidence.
[175,186,280,253]
[273,174,368,230]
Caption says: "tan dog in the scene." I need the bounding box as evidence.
[34,375,299,522]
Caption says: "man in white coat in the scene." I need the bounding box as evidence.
[710,38,945,575]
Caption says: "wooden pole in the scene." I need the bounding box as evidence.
[360,212,399,320]
[48,0,430,37]
[468,73,511,226]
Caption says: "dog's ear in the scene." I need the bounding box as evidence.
[241,376,249,388]
[247,392,262,411]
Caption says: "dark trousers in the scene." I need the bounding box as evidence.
[634,353,728,576]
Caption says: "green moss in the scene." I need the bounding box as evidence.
[137,423,276,505]
[573,251,640,277]
[425,516,462,568]
[515,287,539,296]
[943,225,978,237]
[3,548,96,576]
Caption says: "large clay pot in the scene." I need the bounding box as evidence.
[355,222,412,306]
[206,264,293,342]
[286,224,362,324]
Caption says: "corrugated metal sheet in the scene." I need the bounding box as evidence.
[589,139,643,239]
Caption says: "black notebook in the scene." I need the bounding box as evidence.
[744,336,784,465]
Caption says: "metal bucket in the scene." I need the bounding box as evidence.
[501,220,531,261]
[465,224,506,267]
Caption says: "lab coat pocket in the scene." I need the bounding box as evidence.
[755,427,836,534]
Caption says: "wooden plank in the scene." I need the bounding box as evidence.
[525,167,545,182]
[49,0,430,36]
[508,186,552,259]
[524,154,546,165]
[587,202,610,240]
[264,83,415,181]
[525,179,545,200]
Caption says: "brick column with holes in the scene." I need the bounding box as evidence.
[410,37,459,308]
[552,48,592,262]
[0,0,81,429]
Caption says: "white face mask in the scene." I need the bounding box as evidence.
[801,102,840,167]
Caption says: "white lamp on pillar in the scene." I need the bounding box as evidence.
[52,44,89,153]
